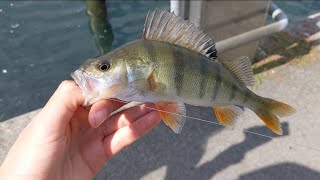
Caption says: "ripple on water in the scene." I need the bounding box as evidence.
[0,0,169,121]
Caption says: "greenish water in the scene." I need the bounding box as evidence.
[1,1,320,179]
[0,0,320,121]
[275,0,320,22]
[0,1,169,121]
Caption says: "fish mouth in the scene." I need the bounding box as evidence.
[71,70,99,106]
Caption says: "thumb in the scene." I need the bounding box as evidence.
[35,80,84,131]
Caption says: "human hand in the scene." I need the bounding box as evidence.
[0,81,161,180]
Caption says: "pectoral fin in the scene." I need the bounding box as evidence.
[129,69,159,92]
[110,101,144,116]
[156,102,186,133]
[213,105,243,129]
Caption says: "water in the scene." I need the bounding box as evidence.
[275,0,320,22]
[1,1,320,179]
[0,1,169,121]
[1,1,320,121]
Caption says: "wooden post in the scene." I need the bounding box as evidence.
[85,0,113,54]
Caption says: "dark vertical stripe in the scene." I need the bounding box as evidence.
[172,47,185,96]
[229,84,237,101]
[199,59,208,98]
[211,64,221,101]
[243,91,251,103]
[143,40,156,61]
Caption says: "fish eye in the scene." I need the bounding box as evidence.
[99,62,110,71]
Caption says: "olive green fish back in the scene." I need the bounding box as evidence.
[143,9,217,60]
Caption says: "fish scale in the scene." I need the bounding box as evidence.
[118,39,240,106]
[71,9,295,134]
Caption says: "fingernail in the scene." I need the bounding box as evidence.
[94,110,108,128]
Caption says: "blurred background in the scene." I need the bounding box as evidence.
[1,1,320,179]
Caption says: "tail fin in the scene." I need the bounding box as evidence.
[254,98,296,135]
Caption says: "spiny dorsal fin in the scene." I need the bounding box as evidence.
[213,105,243,129]
[221,56,254,86]
[143,9,217,60]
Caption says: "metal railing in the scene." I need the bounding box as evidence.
[215,2,288,53]
[170,1,288,54]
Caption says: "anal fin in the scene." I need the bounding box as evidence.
[156,102,186,133]
[213,105,243,129]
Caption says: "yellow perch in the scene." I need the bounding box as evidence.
[71,9,296,135]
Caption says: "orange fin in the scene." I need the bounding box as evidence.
[213,105,243,129]
[256,112,282,135]
[263,98,296,118]
[254,98,296,135]
[156,102,186,133]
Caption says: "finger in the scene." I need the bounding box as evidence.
[103,111,161,158]
[35,80,84,130]
[88,99,125,128]
[70,107,91,133]
[99,103,155,136]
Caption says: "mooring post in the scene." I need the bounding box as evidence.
[85,0,113,54]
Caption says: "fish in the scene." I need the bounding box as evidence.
[71,9,296,135]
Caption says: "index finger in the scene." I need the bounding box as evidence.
[88,99,125,128]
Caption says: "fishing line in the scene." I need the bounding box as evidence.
[109,98,320,153]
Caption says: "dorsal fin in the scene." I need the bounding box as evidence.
[221,56,255,86]
[143,9,217,60]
